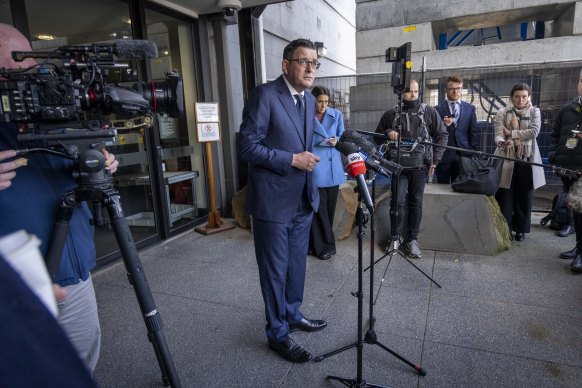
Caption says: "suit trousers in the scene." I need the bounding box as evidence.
[310,186,339,256]
[252,192,314,342]
[495,162,533,233]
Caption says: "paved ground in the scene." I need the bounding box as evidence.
[92,205,582,388]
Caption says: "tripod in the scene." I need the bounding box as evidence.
[315,187,387,387]
[364,91,441,291]
[27,130,181,387]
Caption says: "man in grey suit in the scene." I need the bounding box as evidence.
[238,39,326,363]
[434,75,479,184]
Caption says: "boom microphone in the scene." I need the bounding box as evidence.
[338,142,374,212]
[339,129,402,175]
[113,40,159,59]
[56,40,159,59]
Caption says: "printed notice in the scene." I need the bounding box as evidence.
[195,102,219,123]
[197,122,220,142]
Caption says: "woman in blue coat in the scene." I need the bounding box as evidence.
[309,86,346,260]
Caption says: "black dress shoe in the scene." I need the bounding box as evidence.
[570,255,582,273]
[268,337,312,363]
[560,247,577,260]
[318,251,332,260]
[514,232,525,241]
[557,225,575,237]
[289,317,327,333]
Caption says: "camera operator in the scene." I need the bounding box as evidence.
[375,79,448,258]
[0,23,118,373]
[549,68,582,272]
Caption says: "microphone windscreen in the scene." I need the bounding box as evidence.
[114,40,158,59]
[335,141,359,156]
[341,129,379,157]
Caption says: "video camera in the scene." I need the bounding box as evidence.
[385,42,412,94]
[0,39,184,127]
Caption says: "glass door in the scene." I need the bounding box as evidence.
[145,9,208,234]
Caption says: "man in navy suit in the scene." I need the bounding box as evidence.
[434,75,479,184]
[238,39,326,363]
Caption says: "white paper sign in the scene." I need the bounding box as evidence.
[195,102,219,122]
[197,122,220,142]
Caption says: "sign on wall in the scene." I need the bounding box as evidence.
[195,102,221,142]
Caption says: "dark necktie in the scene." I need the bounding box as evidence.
[295,94,304,118]
[295,94,306,142]
[450,102,459,125]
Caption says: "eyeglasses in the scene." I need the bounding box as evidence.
[288,58,321,70]
[447,87,462,92]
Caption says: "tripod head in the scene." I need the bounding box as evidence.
[15,122,116,190]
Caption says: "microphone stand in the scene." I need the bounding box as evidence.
[317,177,387,388]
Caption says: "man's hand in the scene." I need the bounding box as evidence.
[443,116,454,127]
[388,131,399,141]
[0,150,27,191]
[292,151,320,172]
[429,164,436,177]
[103,149,119,175]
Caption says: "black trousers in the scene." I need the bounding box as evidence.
[310,186,339,256]
[495,162,533,233]
[391,168,427,241]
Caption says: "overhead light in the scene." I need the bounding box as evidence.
[37,34,56,40]
[163,50,169,55]
[315,41,327,58]
[125,18,132,25]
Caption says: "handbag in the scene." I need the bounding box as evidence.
[452,156,502,195]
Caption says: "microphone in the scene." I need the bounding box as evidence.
[57,40,159,59]
[337,142,374,213]
[113,40,159,59]
[339,129,402,175]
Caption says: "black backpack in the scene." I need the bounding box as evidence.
[540,193,570,230]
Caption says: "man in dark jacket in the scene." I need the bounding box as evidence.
[549,69,582,272]
[375,79,448,258]
[434,75,479,183]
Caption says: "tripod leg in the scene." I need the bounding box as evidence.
[374,340,426,376]
[45,192,76,280]
[397,252,442,288]
[104,191,181,387]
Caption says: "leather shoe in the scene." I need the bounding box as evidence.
[514,232,525,241]
[318,251,332,260]
[560,247,577,260]
[557,225,575,237]
[289,317,327,333]
[268,337,312,363]
[570,255,582,273]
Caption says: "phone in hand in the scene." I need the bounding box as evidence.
[445,114,455,119]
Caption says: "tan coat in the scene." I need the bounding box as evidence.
[493,106,546,190]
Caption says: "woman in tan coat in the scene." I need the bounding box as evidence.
[494,83,546,241]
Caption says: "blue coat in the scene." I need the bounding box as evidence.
[238,75,319,222]
[312,108,346,188]
[435,100,478,163]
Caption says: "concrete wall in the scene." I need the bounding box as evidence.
[357,35,582,74]
[261,0,356,79]
[355,0,577,31]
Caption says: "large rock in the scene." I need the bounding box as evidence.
[375,183,511,256]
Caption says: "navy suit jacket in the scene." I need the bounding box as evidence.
[435,100,478,163]
[238,75,319,223]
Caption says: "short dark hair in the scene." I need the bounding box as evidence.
[510,82,531,97]
[446,75,463,85]
[283,39,316,60]
[311,85,330,98]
